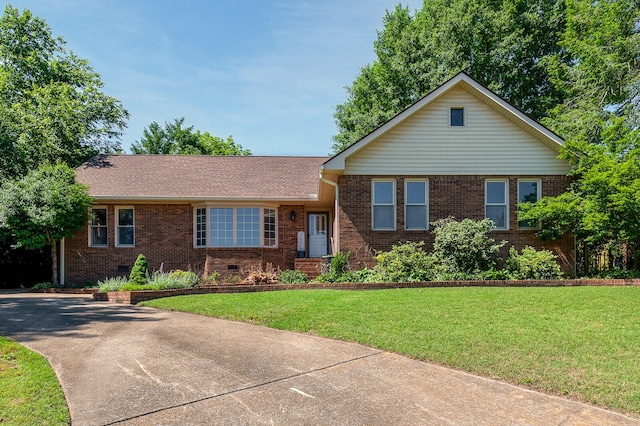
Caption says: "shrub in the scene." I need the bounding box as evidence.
[505,246,564,280]
[279,269,309,284]
[98,276,129,292]
[129,254,149,286]
[204,271,220,284]
[373,241,435,282]
[347,268,377,283]
[31,282,56,290]
[314,252,352,283]
[431,217,506,276]
[242,265,279,285]
[147,270,200,289]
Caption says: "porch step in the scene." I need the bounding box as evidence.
[293,258,324,279]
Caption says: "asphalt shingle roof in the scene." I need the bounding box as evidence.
[75,155,329,201]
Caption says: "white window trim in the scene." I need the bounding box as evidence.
[449,106,465,127]
[194,207,207,247]
[194,206,278,248]
[517,179,542,230]
[372,179,396,231]
[115,206,135,247]
[485,180,509,231]
[88,206,108,247]
[404,179,429,231]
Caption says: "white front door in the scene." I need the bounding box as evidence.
[308,213,329,258]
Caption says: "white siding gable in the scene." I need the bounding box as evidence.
[342,87,570,176]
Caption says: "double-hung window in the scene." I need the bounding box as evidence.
[89,207,107,247]
[116,207,135,247]
[405,180,428,230]
[518,180,541,229]
[485,180,508,230]
[372,180,396,230]
[196,207,278,248]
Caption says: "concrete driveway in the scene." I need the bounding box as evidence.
[0,291,637,426]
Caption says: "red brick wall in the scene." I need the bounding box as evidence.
[64,204,304,285]
[338,175,575,274]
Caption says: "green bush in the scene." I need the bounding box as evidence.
[279,269,309,284]
[31,282,56,289]
[148,270,200,289]
[129,254,149,286]
[314,252,352,283]
[431,217,506,276]
[373,241,435,282]
[505,246,564,280]
[98,276,129,292]
[346,268,377,283]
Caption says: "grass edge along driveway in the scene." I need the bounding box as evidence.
[0,336,70,425]
[142,286,640,418]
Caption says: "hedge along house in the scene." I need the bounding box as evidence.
[63,72,574,285]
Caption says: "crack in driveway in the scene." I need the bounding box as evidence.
[103,351,383,425]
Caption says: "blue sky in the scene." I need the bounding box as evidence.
[9,1,421,156]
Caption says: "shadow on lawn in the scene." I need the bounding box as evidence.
[0,292,164,342]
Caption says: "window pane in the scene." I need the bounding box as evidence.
[451,108,464,126]
[263,208,276,247]
[486,182,506,204]
[406,181,426,204]
[486,206,507,229]
[196,208,207,247]
[518,181,538,203]
[210,208,233,247]
[373,181,393,204]
[518,181,540,229]
[91,209,106,226]
[373,206,394,229]
[91,227,107,246]
[237,208,259,246]
[118,209,134,226]
[406,205,427,230]
[118,227,134,246]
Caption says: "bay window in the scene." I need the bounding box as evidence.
[195,207,277,248]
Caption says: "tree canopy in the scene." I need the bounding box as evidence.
[131,117,251,156]
[520,0,640,271]
[0,163,92,284]
[0,5,129,180]
[332,0,568,153]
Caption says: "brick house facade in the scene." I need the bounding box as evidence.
[336,175,574,273]
[63,72,575,285]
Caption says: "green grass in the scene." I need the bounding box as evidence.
[0,336,70,425]
[142,286,640,416]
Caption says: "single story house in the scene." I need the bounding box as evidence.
[62,72,574,285]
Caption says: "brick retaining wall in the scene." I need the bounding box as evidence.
[93,279,640,304]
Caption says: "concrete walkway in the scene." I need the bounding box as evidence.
[0,291,637,425]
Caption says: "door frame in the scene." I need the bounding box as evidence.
[307,212,330,258]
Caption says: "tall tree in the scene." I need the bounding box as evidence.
[520,0,640,271]
[332,0,567,153]
[0,5,129,180]
[0,164,92,284]
[132,117,251,155]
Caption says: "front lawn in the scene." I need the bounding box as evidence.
[0,336,69,425]
[142,286,640,417]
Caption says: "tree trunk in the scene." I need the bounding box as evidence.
[51,241,58,286]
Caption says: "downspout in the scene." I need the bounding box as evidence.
[319,169,339,255]
[60,238,65,287]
